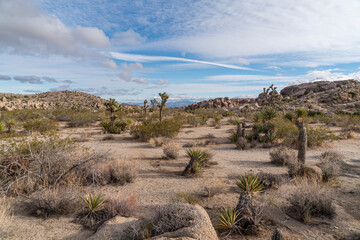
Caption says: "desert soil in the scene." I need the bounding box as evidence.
[3,119,360,240]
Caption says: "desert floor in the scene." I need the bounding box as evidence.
[3,120,360,240]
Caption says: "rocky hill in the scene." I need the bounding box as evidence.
[185,79,360,114]
[0,91,106,111]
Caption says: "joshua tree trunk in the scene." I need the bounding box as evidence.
[297,119,307,175]
[159,106,163,122]
[182,156,198,176]
[236,124,242,138]
[235,194,258,235]
[241,122,246,137]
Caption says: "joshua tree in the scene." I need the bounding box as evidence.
[158,92,169,122]
[150,99,159,112]
[104,98,119,120]
[143,99,148,114]
[296,118,307,175]
[261,84,280,106]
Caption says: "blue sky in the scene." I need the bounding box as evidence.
[1,0,360,103]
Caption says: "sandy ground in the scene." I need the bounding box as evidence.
[2,120,360,240]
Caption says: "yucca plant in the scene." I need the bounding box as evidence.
[216,207,240,236]
[236,174,263,195]
[186,148,206,162]
[82,193,105,218]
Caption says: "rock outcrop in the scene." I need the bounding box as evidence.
[184,97,256,111]
[0,91,107,110]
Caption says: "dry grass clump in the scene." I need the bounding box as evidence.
[0,135,108,196]
[288,180,335,223]
[317,151,345,182]
[162,142,180,159]
[105,193,137,218]
[149,137,169,147]
[203,178,226,197]
[81,159,137,186]
[176,191,200,204]
[0,197,13,237]
[27,188,82,218]
[269,146,296,166]
[256,172,286,190]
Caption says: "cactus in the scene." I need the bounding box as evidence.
[296,118,307,175]
[158,92,169,122]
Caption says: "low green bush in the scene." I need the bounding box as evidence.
[102,119,132,134]
[23,118,58,134]
[130,118,182,141]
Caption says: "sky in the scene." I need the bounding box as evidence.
[1,0,360,104]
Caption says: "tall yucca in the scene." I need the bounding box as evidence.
[236,174,263,195]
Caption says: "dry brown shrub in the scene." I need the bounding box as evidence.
[162,142,180,159]
[236,137,251,150]
[27,188,82,217]
[82,159,138,186]
[149,137,169,147]
[269,146,296,166]
[0,135,108,196]
[105,193,137,217]
[288,180,335,223]
[203,178,225,197]
[0,197,12,237]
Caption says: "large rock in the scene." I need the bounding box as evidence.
[88,216,138,240]
[150,204,218,240]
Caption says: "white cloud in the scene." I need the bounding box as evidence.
[0,0,110,58]
[101,59,119,69]
[111,29,146,46]
[110,52,253,70]
[205,75,299,82]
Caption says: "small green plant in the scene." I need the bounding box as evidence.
[295,108,308,118]
[216,207,240,235]
[236,174,263,195]
[6,120,15,133]
[186,148,206,162]
[82,192,105,219]
[228,131,238,143]
[0,121,5,132]
[284,111,294,121]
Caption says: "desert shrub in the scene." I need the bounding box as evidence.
[102,135,115,141]
[130,118,182,141]
[288,181,335,223]
[0,109,44,122]
[0,135,108,196]
[284,111,294,121]
[295,108,308,118]
[236,137,251,150]
[0,197,12,237]
[228,131,238,143]
[149,137,169,147]
[307,127,337,147]
[102,119,132,134]
[256,172,286,190]
[23,118,58,134]
[27,188,81,217]
[269,146,296,166]
[176,192,200,204]
[162,142,180,159]
[67,111,99,127]
[317,151,344,182]
[5,120,16,133]
[151,204,195,236]
[105,193,137,218]
[236,174,263,195]
[81,159,137,186]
